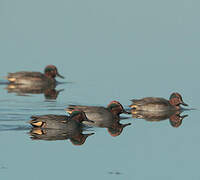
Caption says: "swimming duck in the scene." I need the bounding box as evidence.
[131,109,188,128]
[129,92,188,111]
[6,65,64,86]
[30,127,94,145]
[29,109,94,129]
[66,101,130,122]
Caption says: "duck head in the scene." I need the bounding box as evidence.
[169,92,188,107]
[107,101,129,116]
[70,109,94,123]
[44,65,64,79]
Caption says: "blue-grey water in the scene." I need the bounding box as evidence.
[0,0,200,179]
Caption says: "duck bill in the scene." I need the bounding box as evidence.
[57,72,65,79]
[181,102,188,106]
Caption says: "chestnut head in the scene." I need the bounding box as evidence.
[169,92,188,107]
[44,65,64,79]
[107,101,129,116]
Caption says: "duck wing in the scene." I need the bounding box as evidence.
[30,115,68,123]
[67,105,106,113]
[67,105,113,123]
[130,97,169,106]
[7,71,44,78]
[7,72,46,83]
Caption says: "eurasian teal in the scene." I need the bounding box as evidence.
[66,101,130,122]
[29,109,94,129]
[129,92,188,111]
[131,109,188,128]
[6,65,64,86]
[66,101,131,136]
[30,127,94,145]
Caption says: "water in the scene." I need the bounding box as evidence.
[0,0,200,179]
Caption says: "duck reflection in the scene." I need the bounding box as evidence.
[30,127,94,145]
[5,84,64,100]
[66,103,131,137]
[131,109,188,128]
[84,118,131,137]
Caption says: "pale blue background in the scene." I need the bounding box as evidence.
[0,0,200,179]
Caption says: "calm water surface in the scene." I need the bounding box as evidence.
[0,0,200,179]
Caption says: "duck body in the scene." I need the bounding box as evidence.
[7,71,55,86]
[130,97,176,111]
[66,101,129,124]
[29,110,93,130]
[30,115,80,130]
[67,105,114,125]
[29,110,94,145]
[6,65,64,86]
[130,93,188,112]
[66,102,131,137]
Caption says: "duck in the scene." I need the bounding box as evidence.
[29,109,94,130]
[66,101,131,137]
[66,101,130,122]
[129,92,188,111]
[30,127,94,145]
[5,65,64,86]
[131,109,188,128]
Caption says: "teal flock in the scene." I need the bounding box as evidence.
[3,65,190,145]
